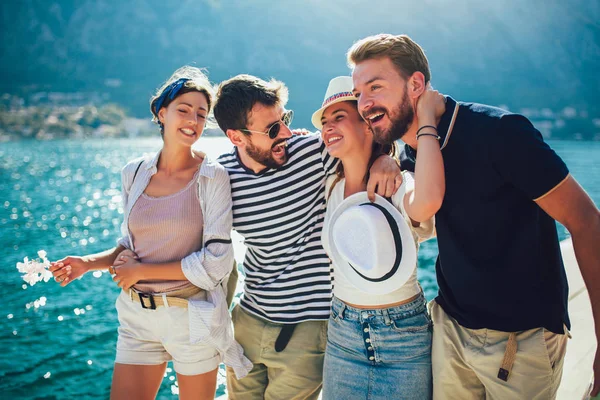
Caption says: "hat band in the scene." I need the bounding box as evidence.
[347,202,403,282]
[321,91,354,108]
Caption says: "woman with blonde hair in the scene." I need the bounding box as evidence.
[313,76,445,399]
[50,66,250,399]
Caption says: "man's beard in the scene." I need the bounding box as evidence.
[246,139,287,170]
[372,90,414,145]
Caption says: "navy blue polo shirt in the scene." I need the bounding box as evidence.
[400,97,570,334]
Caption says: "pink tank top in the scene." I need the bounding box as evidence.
[128,170,204,293]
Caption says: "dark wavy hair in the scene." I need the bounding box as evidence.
[149,66,216,133]
[213,74,288,134]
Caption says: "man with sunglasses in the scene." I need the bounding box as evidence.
[213,74,402,399]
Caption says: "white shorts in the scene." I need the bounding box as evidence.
[115,289,220,376]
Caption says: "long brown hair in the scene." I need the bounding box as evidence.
[327,137,397,199]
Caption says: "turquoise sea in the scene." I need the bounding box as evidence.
[1,137,599,399]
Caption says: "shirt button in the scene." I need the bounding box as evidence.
[363,328,369,333]
[365,338,371,343]
[369,356,375,361]
[368,346,373,351]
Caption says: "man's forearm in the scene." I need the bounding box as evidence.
[571,212,600,335]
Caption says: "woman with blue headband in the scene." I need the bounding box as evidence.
[50,66,251,399]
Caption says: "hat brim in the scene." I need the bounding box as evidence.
[311,96,357,130]
[323,192,417,295]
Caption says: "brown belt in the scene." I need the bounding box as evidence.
[497,324,572,382]
[127,286,201,310]
[497,332,517,381]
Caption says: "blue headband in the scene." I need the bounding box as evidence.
[153,78,190,116]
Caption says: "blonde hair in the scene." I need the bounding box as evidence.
[150,66,217,130]
[347,34,431,83]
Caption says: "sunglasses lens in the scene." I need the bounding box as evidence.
[268,123,281,139]
[283,110,294,126]
[266,110,294,139]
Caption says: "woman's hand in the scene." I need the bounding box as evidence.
[416,88,446,126]
[49,256,90,287]
[404,88,446,222]
[112,249,139,267]
[112,255,143,291]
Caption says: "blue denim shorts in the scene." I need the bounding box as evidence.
[322,293,433,400]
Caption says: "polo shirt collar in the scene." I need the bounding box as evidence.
[437,95,457,146]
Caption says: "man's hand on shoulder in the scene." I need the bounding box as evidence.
[292,128,312,136]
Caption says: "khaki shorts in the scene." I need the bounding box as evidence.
[115,289,220,376]
[226,305,328,400]
[429,300,568,400]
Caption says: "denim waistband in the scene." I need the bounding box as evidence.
[331,292,427,323]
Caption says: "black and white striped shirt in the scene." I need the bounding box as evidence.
[218,134,337,323]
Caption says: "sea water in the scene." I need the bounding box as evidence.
[1,137,599,398]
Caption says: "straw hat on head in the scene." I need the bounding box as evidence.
[311,76,356,130]
[322,192,417,295]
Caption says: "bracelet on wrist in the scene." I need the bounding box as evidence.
[416,132,441,140]
[416,125,438,136]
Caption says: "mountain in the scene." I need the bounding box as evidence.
[1,0,599,128]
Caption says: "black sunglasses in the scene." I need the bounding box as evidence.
[239,110,294,139]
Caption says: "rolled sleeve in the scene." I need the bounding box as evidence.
[116,234,131,250]
[413,216,435,242]
[115,163,135,249]
[182,165,234,290]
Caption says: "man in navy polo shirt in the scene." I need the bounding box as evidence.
[347,33,600,399]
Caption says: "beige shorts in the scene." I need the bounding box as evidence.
[115,289,220,376]
[429,299,568,400]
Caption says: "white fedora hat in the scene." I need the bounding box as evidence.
[322,192,417,295]
[311,76,356,130]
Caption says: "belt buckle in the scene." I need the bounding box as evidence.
[138,292,156,310]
